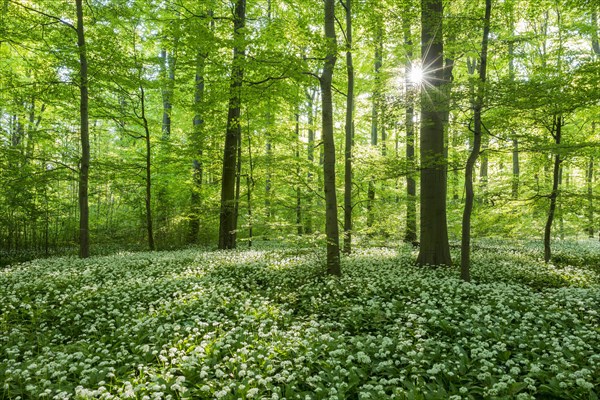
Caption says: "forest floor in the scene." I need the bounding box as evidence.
[1,240,600,399]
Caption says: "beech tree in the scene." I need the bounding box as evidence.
[1,0,598,262]
[416,0,452,266]
[219,0,246,250]
[75,0,90,258]
[460,0,492,281]
[320,0,340,275]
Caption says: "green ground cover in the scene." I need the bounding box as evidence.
[1,241,599,399]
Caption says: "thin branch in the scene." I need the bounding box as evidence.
[10,0,76,31]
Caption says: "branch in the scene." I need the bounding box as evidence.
[245,71,289,85]
[331,84,346,97]
[10,1,76,31]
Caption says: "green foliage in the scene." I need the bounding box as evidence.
[2,242,600,399]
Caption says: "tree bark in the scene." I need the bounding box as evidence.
[140,85,155,251]
[404,19,417,243]
[592,8,599,57]
[305,89,316,235]
[75,0,90,258]
[321,0,340,275]
[160,49,175,140]
[588,155,595,239]
[295,112,303,236]
[343,0,354,254]
[189,49,206,243]
[416,0,452,266]
[367,28,382,231]
[218,0,246,249]
[246,122,254,246]
[508,33,520,199]
[233,131,242,244]
[544,116,562,263]
[461,0,491,281]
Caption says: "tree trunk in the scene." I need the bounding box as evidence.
[508,33,520,199]
[588,155,595,238]
[416,0,452,266]
[404,19,417,243]
[233,131,242,244]
[479,135,488,185]
[461,0,491,281]
[218,0,246,250]
[139,85,155,251]
[321,0,340,275]
[247,122,254,246]
[160,49,175,140]
[296,112,303,236]
[544,116,562,263]
[75,0,90,258]
[512,138,519,198]
[367,28,382,230]
[189,49,206,243]
[305,89,316,235]
[343,0,354,254]
[592,8,599,57]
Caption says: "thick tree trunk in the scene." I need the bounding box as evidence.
[416,0,451,266]
[321,0,340,275]
[461,0,491,281]
[343,0,354,254]
[218,0,245,249]
[75,0,90,258]
[404,20,417,243]
[544,116,562,263]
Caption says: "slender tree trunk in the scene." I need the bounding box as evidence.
[479,135,488,185]
[321,0,340,275]
[265,2,273,221]
[75,0,90,258]
[160,49,175,140]
[305,89,316,234]
[265,113,273,219]
[588,155,595,238]
[233,131,242,244]
[219,0,246,249]
[139,85,155,251]
[544,116,562,263]
[190,49,206,243]
[247,120,254,246]
[592,8,599,57]
[296,112,303,236]
[416,0,452,266]
[508,33,520,199]
[343,0,354,254]
[404,19,417,243]
[512,138,520,198]
[461,0,491,281]
[367,28,382,231]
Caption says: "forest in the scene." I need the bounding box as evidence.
[1,0,600,398]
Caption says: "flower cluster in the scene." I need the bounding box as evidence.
[1,241,599,399]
